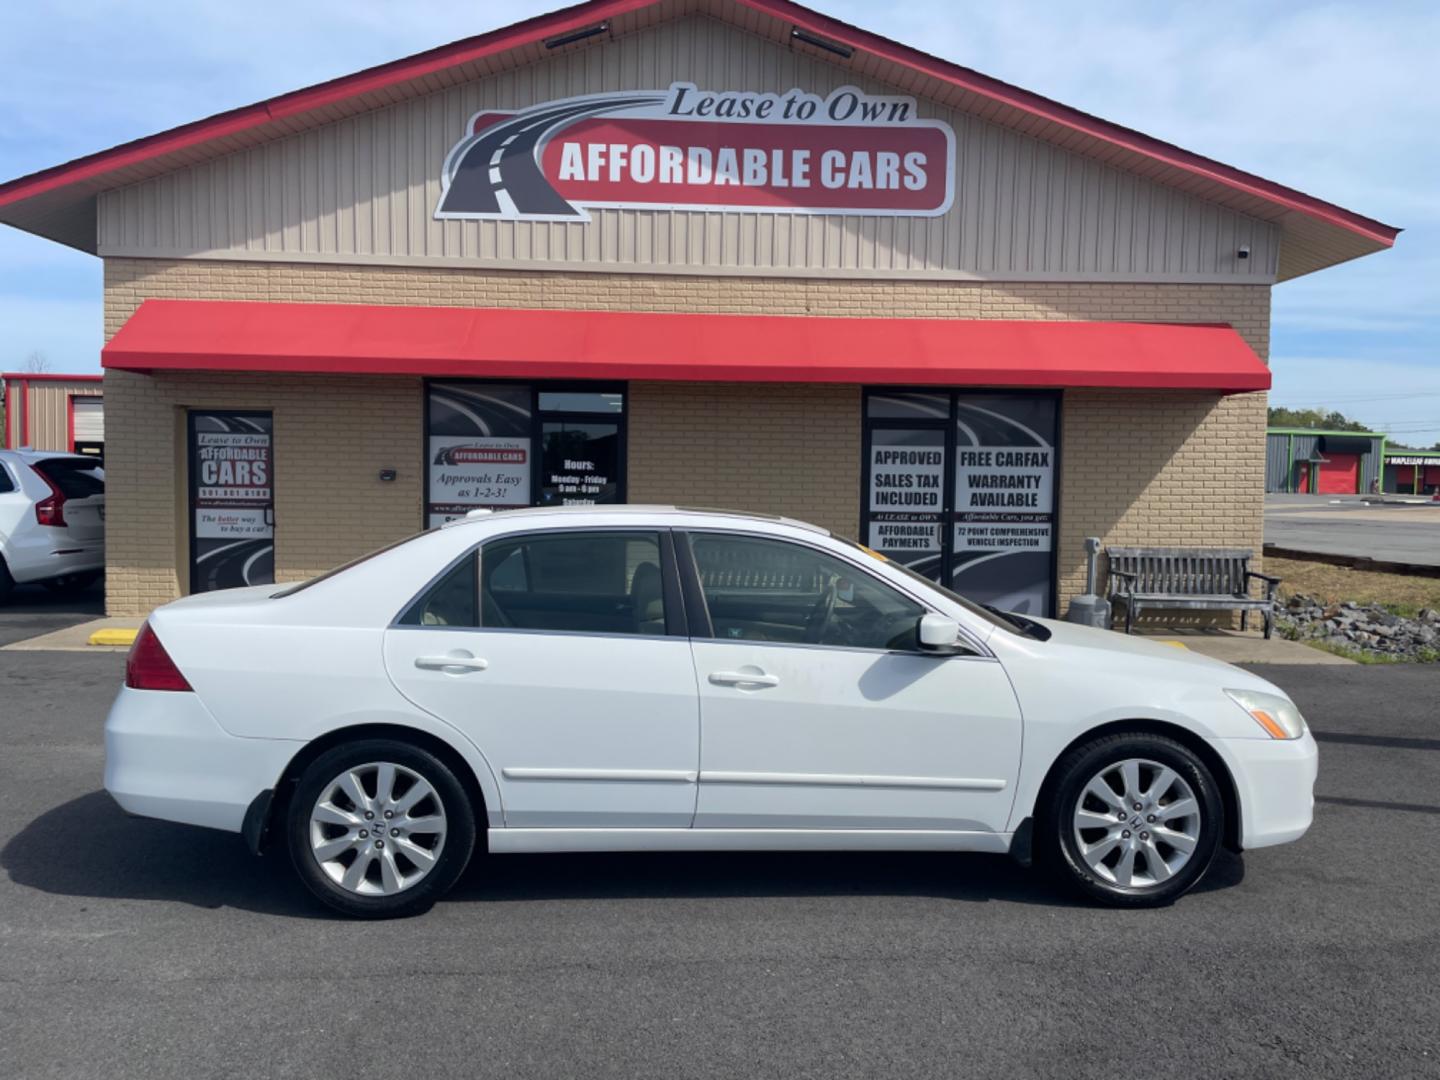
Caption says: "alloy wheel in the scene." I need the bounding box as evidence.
[1071,757,1202,889]
[308,761,448,896]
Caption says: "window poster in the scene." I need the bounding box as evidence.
[427,383,533,527]
[189,412,274,592]
[951,396,1058,616]
[540,421,621,506]
[867,427,944,579]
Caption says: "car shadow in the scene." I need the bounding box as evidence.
[2,790,1246,917]
[1,791,321,919]
[1,580,105,615]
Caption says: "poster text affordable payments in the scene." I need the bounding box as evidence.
[436,83,955,222]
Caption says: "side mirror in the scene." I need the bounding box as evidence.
[917,613,961,652]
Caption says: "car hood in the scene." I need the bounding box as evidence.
[997,614,1288,697]
[1025,616,1233,670]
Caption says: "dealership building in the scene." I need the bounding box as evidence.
[1265,429,1440,496]
[2,373,104,457]
[0,0,1398,617]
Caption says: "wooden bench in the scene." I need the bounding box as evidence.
[1105,547,1282,638]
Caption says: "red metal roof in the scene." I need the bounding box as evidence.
[102,300,1272,393]
[0,372,103,382]
[0,0,1398,271]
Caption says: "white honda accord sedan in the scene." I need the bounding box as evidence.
[105,506,1317,918]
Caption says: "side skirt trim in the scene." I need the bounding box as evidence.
[488,828,1013,854]
[700,771,1007,791]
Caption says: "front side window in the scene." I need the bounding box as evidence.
[480,531,666,637]
[689,533,925,651]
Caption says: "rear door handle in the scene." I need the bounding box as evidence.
[415,654,489,673]
[708,670,780,688]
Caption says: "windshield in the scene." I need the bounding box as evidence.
[836,536,1029,636]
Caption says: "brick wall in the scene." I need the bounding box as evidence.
[102,369,425,614]
[102,258,1269,618]
[1058,389,1267,619]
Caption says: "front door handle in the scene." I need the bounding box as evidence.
[708,670,780,688]
[415,654,489,673]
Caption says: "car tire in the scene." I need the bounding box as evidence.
[286,739,476,919]
[0,558,12,605]
[1040,732,1223,908]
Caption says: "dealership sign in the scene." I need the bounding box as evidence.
[436,83,955,221]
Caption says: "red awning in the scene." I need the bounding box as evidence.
[102,299,1271,392]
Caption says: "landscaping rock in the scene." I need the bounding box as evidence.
[1274,593,1440,662]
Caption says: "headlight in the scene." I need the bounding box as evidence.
[1224,688,1307,740]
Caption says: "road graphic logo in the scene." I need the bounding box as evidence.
[435,83,955,221]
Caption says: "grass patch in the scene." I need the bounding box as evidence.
[1265,556,1440,613]
[1301,639,1408,664]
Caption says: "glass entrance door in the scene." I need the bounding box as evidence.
[863,390,1059,617]
[188,411,275,593]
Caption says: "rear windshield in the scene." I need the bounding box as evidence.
[34,458,105,498]
[270,530,426,598]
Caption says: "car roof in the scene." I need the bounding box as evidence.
[441,504,830,536]
[0,447,99,465]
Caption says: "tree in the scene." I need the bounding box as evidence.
[1267,406,1373,433]
[21,350,51,374]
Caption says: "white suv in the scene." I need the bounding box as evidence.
[0,448,106,602]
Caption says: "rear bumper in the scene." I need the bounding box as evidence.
[7,537,104,583]
[1211,730,1319,850]
[104,686,300,833]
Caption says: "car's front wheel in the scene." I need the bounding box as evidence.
[1043,733,1223,907]
[286,739,476,918]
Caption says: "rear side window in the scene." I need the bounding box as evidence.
[399,554,478,628]
[33,458,104,498]
[481,531,667,636]
[0,464,14,494]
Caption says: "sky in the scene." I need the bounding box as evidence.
[1,1,1436,444]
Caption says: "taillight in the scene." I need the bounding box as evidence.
[33,469,67,528]
[125,623,193,692]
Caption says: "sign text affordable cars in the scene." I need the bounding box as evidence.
[436,83,955,221]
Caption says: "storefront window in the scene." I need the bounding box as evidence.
[862,390,1059,617]
[425,382,626,526]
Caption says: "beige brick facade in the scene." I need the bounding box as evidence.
[102,257,1269,618]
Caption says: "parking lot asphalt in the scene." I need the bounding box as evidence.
[1265,493,1440,566]
[1,651,1436,1079]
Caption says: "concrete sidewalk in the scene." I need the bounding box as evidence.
[1135,627,1354,665]
[0,617,143,652]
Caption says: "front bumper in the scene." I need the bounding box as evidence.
[1211,730,1319,850]
[104,686,300,833]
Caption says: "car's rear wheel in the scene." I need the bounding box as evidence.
[0,559,12,604]
[286,739,476,919]
[1042,733,1222,907]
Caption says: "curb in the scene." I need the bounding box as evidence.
[88,628,138,647]
[1263,544,1440,579]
